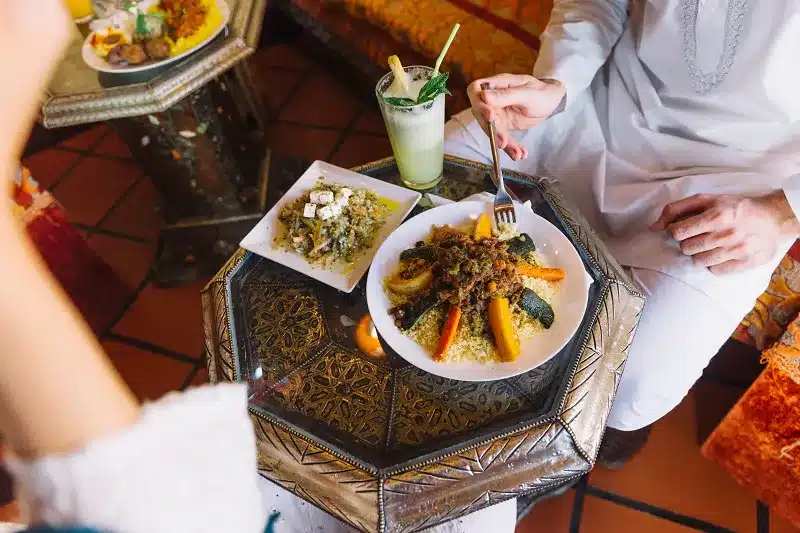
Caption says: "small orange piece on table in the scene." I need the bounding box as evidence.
[355,315,385,356]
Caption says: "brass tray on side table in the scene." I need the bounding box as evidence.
[201,156,646,533]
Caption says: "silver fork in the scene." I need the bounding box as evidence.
[481,82,516,227]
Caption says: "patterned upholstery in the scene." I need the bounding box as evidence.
[732,241,800,350]
[293,0,549,81]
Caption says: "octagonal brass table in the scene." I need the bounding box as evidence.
[202,156,646,533]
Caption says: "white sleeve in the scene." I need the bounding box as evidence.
[784,178,800,224]
[6,384,266,533]
[533,0,629,108]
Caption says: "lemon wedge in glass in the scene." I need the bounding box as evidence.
[386,55,412,100]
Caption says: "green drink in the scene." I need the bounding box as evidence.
[376,66,445,190]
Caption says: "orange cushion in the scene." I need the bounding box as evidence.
[290,0,550,82]
[703,360,800,529]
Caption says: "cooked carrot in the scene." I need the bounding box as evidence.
[517,263,565,282]
[434,306,462,361]
[488,298,520,362]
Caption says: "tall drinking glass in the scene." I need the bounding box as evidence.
[376,66,445,190]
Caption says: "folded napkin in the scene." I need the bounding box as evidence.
[423,192,532,210]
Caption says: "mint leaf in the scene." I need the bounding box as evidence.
[383,72,451,107]
[383,97,416,107]
[416,72,450,104]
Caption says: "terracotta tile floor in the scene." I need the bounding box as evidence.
[21,41,796,533]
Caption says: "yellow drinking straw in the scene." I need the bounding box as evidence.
[433,23,461,77]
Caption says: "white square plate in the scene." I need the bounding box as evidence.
[240,160,422,293]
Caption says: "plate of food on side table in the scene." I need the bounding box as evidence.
[240,161,422,293]
[366,200,591,381]
[82,0,230,74]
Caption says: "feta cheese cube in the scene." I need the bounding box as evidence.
[310,190,334,205]
[334,192,350,207]
[303,203,317,218]
[330,203,342,218]
[317,205,334,220]
[340,187,353,198]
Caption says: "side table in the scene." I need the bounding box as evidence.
[41,0,268,287]
[201,156,646,533]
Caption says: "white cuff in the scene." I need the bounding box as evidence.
[7,384,266,533]
[534,52,596,110]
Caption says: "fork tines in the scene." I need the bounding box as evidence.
[494,205,516,225]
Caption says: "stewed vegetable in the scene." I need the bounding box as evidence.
[386,216,563,363]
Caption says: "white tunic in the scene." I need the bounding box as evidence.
[502,0,800,307]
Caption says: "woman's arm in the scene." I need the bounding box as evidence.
[0,1,140,460]
[533,0,629,108]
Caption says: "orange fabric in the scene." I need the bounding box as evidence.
[347,0,546,81]
[703,324,800,528]
[732,242,800,350]
[289,0,549,84]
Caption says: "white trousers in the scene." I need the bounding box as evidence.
[443,110,770,431]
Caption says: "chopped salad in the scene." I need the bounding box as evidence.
[278,182,390,266]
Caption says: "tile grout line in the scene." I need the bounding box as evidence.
[105,332,200,365]
[569,475,588,533]
[49,128,113,193]
[271,66,315,122]
[179,361,205,391]
[326,106,364,162]
[53,144,139,164]
[75,223,154,245]
[99,273,152,339]
[41,150,90,195]
[86,177,146,239]
[584,485,740,533]
[757,501,769,533]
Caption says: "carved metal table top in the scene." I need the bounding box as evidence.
[41,0,265,128]
[201,156,645,533]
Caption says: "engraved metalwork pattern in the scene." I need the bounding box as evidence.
[249,285,325,358]
[383,421,589,533]
[42,0,267,128]
[507,356,562,402]
[202,248,247,383]
[270,345,392,449]
[252,412,379,533]
[201,157,646,533]
[561,281,645,461]
[393,369,533,448]
[241,281,326,383]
